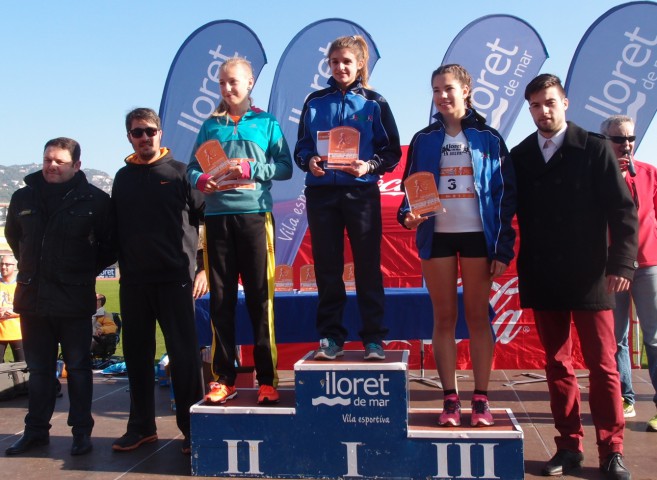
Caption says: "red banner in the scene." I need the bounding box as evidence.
[267,147,585,371]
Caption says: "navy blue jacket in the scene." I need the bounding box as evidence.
[398,109,516,265]
[294,77,401,187]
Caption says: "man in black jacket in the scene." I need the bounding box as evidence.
[4,137,115,456]
[511,74,638,480]
[111,108,205,455]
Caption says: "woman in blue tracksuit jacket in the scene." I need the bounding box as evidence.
[294,35,401,362]
[398,64,516,428]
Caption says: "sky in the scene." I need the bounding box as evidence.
[2,0,656,174]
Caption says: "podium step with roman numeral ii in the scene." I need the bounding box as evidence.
[190,350,524,479]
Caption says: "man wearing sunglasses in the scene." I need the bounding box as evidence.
[4,137,115,457]
[601,115,657,434]
[111,108,205,455]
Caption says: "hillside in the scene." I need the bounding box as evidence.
[0,164,113,203]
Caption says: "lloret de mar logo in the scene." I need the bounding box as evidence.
[312,371,390,407]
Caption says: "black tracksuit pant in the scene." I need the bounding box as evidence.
[205,212,278,387]
[120,282,203,438]
[305,183,387,347]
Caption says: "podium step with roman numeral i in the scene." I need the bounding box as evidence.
[190,350,524,479]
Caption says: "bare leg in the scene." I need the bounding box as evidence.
[422,257,459,391]
[460,257,494,391]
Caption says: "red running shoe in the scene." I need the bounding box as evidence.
[257,385,280,404]
[205,382,237,404]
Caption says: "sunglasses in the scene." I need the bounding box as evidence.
[608,135,636,144]
[129,127,159,138]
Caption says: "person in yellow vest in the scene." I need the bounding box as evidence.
[0,254,23,362]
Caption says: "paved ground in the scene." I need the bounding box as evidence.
[0,367,655,479]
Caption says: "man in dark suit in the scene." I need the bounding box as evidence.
[511,74,638,480]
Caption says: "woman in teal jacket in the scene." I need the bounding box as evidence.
[187,57,292,406]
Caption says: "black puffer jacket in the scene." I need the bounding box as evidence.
[5,171,116,317]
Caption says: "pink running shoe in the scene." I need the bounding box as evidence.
[438,393,461,426]
[471,394,494,426]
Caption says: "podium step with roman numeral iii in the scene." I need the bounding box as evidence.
[190,350,524,479]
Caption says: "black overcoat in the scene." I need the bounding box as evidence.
[510,121,638,310]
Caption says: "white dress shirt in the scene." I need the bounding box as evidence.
[538,125,567,163]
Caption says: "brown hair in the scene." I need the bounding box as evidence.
[328,35,371,89]
[125,108,161,132]
[44,137,81,163]
[212,57,254,118]
[524,73,565,101]
[431,64,473,109]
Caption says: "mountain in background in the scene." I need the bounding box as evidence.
[0,164,113,203]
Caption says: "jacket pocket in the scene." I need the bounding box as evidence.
[62,208,97,259]
[64,207,95,239]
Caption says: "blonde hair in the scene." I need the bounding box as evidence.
[212,57,254,118]
[328,35,371,89]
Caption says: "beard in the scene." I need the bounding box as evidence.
[137,144,159,162]
[536,118,564,136]
[537,125,556,135]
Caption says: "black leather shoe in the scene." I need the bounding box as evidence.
[542,449,584,476]
[71,434,93,456]
[600,453,631,480]
[5,434,49,456]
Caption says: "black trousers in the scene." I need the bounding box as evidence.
[120,282,202,438]
[0,339,24,362]
[205,213,278,387]
[305,184,387,346]
[21,313,93,436]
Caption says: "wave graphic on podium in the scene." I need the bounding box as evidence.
[312,396,351,406]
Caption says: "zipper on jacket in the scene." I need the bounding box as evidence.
[329,89,351,186]
[339,90,347,127]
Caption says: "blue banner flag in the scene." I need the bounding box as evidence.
[267,19,379,267]
[433,14,548,138]
[565,1,657,149]
[159,20,266,163]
